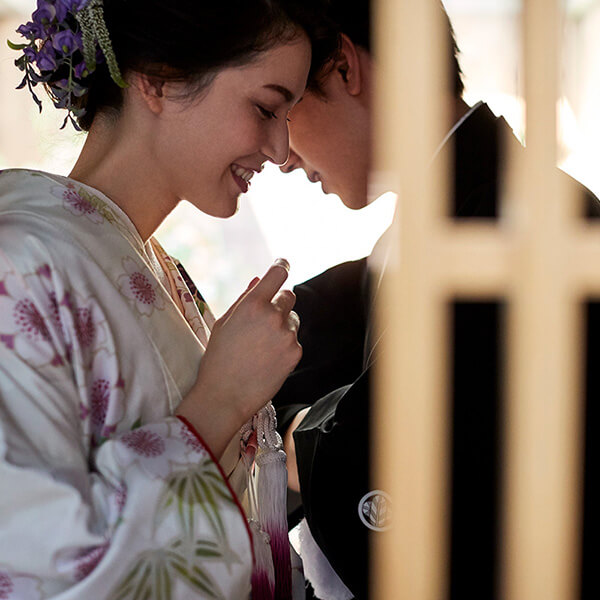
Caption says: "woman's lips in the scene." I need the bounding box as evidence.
[230,164,256,194]
[231,170,248,193]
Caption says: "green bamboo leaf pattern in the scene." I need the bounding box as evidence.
[112,550,171,600]
[190,565,224,599]
[204,471,237,502]
[194,540,222,558]
[194,472,226,539]
[118,457,244,599]
[195,538,241,575]
[112,538,229,600]
[168,539,226,600]
[157,461,234,541]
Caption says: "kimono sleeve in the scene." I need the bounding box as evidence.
[0,247,252,600]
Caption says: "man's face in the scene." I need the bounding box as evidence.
[282,56,371,210]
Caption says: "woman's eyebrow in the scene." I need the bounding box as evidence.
[263,84,294,103]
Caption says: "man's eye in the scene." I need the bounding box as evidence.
[257,105,277,120]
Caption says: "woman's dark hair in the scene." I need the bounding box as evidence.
[71,0,339,130]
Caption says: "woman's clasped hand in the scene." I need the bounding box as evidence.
[178,259,302,458]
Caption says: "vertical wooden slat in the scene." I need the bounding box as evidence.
[372,1,588,598]
[373,1,450,599]
[502,1,583,599]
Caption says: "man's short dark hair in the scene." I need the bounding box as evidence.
[322,0,464,97]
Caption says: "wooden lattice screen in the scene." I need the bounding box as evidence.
[373,1,598,598]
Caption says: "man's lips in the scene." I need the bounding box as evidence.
[309,171,328,194]
[308,171,320,184]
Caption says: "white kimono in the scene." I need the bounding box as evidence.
[0,169,253,599]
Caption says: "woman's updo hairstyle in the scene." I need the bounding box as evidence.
[74,0,339,130]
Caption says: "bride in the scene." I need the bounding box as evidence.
[0,0,337,598]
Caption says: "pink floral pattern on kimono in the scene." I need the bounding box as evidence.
[52,183,105,225]
[0,266,61,368]
[114,422,197,479]
[0,574,11,600]
[73,544,110,581]
[55,542,111,583]
[116,257,166,316]
[80,349,126,443]
[64,293,108,371]
[0,572,42,600]
[75,306,96,348]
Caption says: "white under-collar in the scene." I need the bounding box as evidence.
[368,101,486,281]
[367,101,486,305]
[432,100,484,161]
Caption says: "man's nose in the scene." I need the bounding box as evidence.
[280,149,302,174]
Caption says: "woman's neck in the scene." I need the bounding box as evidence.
[69,114,178,242]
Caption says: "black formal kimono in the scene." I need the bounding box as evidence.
[272,103,600,599]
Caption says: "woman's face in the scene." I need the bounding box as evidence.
[154,33,311,218]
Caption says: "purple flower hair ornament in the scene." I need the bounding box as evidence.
[52,29,82,55]
[7,0,126,131]
[35,44,58,71]
[32,3,57,26]
[16,22,44,40]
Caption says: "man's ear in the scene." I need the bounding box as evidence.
[133,73,166,115]
[336,33,362,96]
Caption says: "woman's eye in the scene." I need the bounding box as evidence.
[257,105,277,120]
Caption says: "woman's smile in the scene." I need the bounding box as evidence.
[230,164,257,193]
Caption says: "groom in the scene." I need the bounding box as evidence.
[274,1,600,598]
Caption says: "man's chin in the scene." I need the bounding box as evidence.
[347,200,369,210]
[339,187,369,210]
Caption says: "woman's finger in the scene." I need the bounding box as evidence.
[272,289,296,315]
[218,276,260,321]
[249,258,290,302]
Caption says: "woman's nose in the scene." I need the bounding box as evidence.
[263,120,290,166]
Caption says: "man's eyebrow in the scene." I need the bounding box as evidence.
[263,84,295,103]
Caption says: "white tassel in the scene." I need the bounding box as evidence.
[249,519,276,600]
[255,404,293,600]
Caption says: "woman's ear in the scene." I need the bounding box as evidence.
[132,73,166,115]
[336,33,363,96]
